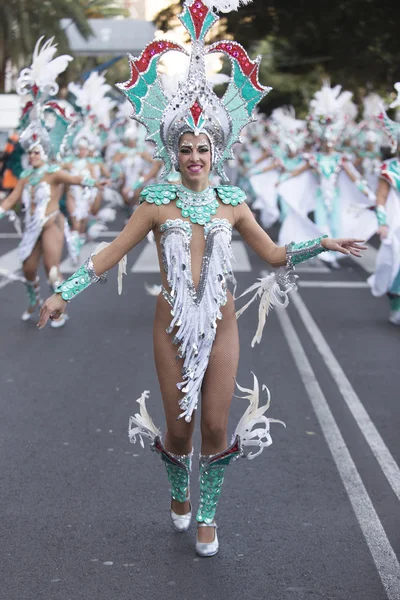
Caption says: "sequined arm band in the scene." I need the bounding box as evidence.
[375,206,387,227]
[81,175,96,187]
[286,236,328,267]
[55,256,107,302]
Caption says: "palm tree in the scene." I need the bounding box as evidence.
[0,0,92,92]
[84,0,128,19]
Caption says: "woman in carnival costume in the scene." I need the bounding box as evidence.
[368,85,400,325]
[249,107,308,229]
[277,83,377,265]
[0,38,104,326]
[38,1,365,555]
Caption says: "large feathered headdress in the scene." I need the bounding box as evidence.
[377,83,400,152]
[117,0,271,181]
[17,37,74,159]
[308,82,354,147]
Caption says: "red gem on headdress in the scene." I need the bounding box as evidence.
[32,133,37,140]
[189,0,209,39]
[32,84,39,97]
[190,102,203,126]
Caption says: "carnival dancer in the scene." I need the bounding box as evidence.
[368,87,400,325]
[0,37,104,326]
[38,0,366,556]
[249,107,307,228]
[277,83,377,264]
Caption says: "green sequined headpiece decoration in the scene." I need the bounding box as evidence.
[116,0,271,181]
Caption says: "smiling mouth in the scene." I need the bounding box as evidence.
[188,165,203,173]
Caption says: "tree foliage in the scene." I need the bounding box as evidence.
[154,0,400,113]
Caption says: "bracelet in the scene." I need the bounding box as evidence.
[55,256,107,302]
[81,175,96,187]
[375,206,387,227]
[286,235,328,267]
[0,207,5,219]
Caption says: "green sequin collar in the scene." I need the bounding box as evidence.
[20,163,60,187]
[140,183,246,225]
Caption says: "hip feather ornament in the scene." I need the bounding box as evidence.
[129,391,161,448]
[235,268,298,346]
[201,0,253,12]
[234,373,286,460]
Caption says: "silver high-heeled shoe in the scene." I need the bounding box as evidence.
[171,499,192,533]
[196,523,219,557]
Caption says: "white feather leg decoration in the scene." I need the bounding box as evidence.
[235,268,298,347]
[234,373,286,460]
[201,0,253,12]
[93,241,127,295]
[128,391,161,448]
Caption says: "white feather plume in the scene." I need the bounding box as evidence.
[389,82,400,110]
[234,373,285,460]
[310,83,353,119]
[363,93,382,119]
[235,269,297,347]
[97,207,116,223]
[201,0,253,13]
[17,36,73,97]
[92,241,127,295]
[68,72,111,115]
[128,391,161,448]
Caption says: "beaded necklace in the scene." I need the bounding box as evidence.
[175,185,219,225]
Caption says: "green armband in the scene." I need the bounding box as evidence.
[375,206,387,227]
[81,175,96,187]
[286,236,328,267]
[0,207,5,219]
[55,256,106,302]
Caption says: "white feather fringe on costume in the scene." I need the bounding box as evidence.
[128,391,161,448]
[234,373,285,460]
[235,268,298,347]
[201,0,252,13]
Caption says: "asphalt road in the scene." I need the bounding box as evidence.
[0,215,399,600]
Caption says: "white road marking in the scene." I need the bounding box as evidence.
[299,281,370,289]
[0,233,20,239]
[277,307,400,600]
[291,292,400,503]
[349,243,378,274]
[60,243,99,274]
[0,248,22,290]
[132,240,252,273]
[0,248,20,272]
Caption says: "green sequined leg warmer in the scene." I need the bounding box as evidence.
[24,277,41,308]
[390,296,400,312]
[196,437,243,525]
[152,437,192,503]
[286,236,328,267]
[55,256,107,302]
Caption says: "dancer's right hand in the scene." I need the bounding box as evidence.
[38,294,67,329]
[378,225,389,240]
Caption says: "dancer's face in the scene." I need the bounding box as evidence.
[28,147,45,168]
[178,133,211,190]
[78,145,89,158]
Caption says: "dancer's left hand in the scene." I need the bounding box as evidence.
[321,238,367,257]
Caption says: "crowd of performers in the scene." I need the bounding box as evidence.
[1,44,400,328]
[0,0,398,560]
